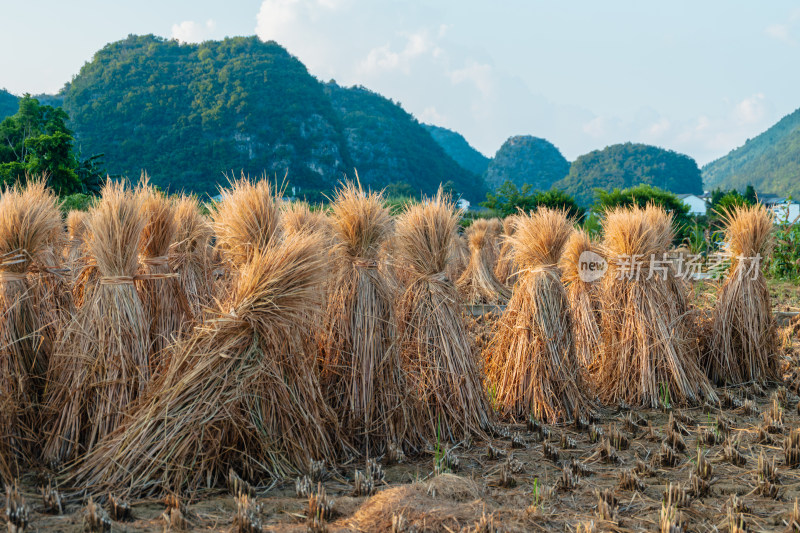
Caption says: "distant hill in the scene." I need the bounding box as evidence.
[702,108,800,198]
[325,85,486,201]
[50,34,485,201]
[483,136,569,191]
[556,142,703,206]
[0,89,19,120]
[423,124,490,176]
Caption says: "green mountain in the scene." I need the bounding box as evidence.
[483,135,569,191]
[0,89,18,120]
[556,142,703,206]
[325,84,486,201]
[51,34,485,201]
[423,124,490,176]
[702,108,800,198]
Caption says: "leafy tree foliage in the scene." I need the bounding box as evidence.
[707,187,753,215]
[556,142,703,206]
[594,184,691,237]
[482,180,585,220]
[0,95,103,194]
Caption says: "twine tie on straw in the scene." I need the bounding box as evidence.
[100,276,136,285]
[0,271,27,283]
[143,256,170,267]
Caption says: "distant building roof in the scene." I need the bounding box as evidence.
[758,193,786,205]
[675,193,701,200]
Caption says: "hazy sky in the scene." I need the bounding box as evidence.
[2,1,799,165]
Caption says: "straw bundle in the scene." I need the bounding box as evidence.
[319,182,407,455]
[0,181,62,478]
[213,176,281,268]
[445,233,468,282]
[71,232,336,497]
[595,206,715,408]
[484,208,590,423]
[456,219,510,304]
[67,210,98,308]
[486,217,503,265]
[136,185,188,370]
[281,201,330,240]
[43,181,150,466]
[494,215,518,286]
[168,195,215,320]
[394,190,492,444]
[559,229,602,370]
[66,211,87,278]
[707,204,777,385]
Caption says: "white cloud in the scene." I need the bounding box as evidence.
[646,117,671,137]
[448,61,494,98]
[765,8,800,45]
[170,19,217,43]
[358,31,440,75]
[766,24,794,45]
[419,106,446,125]
[734,93,765,124]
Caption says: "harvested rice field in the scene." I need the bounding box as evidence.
[2,178,800,532]
[11,331,800,532]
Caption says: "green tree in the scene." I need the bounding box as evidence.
[0,95,101,194]
[594,184,691,238]
[482,181,584,220]
[744,184,757,204]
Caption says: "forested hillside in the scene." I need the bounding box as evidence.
[423,124,490,176]
[556,142,703,206]
[702,107,800,198]
[54,34,485,200]
[483,136,569,191]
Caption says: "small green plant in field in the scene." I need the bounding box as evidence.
[531,478,541,508]
[433,416,449,475]
[660,382,671,411]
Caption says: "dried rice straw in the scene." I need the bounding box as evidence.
[43,180,149,466]
[0,180,62,478]
[595,205,716,408]
[71,232,335,497]
[559,229,602,371]
[319,182,407,455]
[707,204,777,385]
[485,208,591,423]
[456,219,510,304]
[394,189,492,444]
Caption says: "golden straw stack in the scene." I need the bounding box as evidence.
[559,229,602,371]
[494,215,518,286]
[43,180,150,466]
[456,219,511,304]
[136,183,189,370]
[394,189,492,444]
[0,180,62,478]
[169,195,215,320]
[485,208,591,423]
[595,205,716,408]
[319,182,407,455]
[707,204,777,385]
[71,186,335,497]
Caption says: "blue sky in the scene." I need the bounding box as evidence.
[2,1,799,165]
